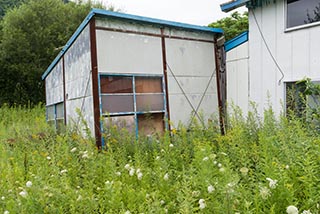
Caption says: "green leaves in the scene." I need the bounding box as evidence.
[208,11,248,41]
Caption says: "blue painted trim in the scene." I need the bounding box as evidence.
[224,31,248,52]
[132,76,139,138]
[98,74,105,148]
[220,0,250,12]
[42,8,223,80]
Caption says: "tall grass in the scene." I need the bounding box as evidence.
[0,104,319,213]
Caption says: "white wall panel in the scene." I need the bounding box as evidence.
[166,38,218,127]
[226,42,249,114]
[64,24,94,135]
[45,60,64,106]
[96,30,163,75]
[248,0,320,115]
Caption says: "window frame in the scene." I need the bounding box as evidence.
[285,0,320,32]
[98,73,168,139]
[46,102,65,131]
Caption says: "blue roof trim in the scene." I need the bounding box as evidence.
[42,8,223,80]
[220,0,250,12]
[225,31,248,52]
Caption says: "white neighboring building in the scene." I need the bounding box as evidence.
[222,0,320,115]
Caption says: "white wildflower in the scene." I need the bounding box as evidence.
[160,200,165,205]
[136,168,141,174]
[46,156,51,160]
[137,172,143,180]
[97,187,101,191]
[286,205,298,214]
[266,178,278,189]
[1,196,5,200]
[163,173,169,181]
[60,169,68,174]
[219,167,225,172]
[217,163,222,168]
[199,199,206,209]
[155,156,160,160]
[240,167,249,176]
[169,144,174,148]
[70,147,77,153]
[82,151,89,159]
[77,195,82,201]
[302,210,312,214]
[26,181,32,188]
[202,157,209,161]
[259,186,271,200]
[129,168,135,176]
[285,165,290,169]
[4,211,9,214]
[124,210,131,214]
[213,161,217,165]
[220,152,228,156]
[19,190,27,198]
[207,185,215,193]
[116,171,121,176]
[124,164,130,170]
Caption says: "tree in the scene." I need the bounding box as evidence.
[208,11,248,41]
[0,0,26,18]
[0,0,106,105]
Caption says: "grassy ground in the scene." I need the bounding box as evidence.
[0,105,319,213]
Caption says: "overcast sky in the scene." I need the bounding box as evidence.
[98,0,247,26]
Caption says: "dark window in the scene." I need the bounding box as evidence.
[287,0,320,29]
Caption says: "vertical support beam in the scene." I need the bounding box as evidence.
[160,28,171,131]
[90,17,102,149]
[62,56,67,125]
[214,36,226,135]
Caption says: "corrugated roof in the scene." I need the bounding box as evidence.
[42,8,223,80]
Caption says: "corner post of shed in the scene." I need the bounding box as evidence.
[214,35,227,135]
[160,28,171,132]
[89,17,102,149]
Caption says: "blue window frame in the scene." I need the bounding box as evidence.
[46,102,65,132]
[99,73,168,141]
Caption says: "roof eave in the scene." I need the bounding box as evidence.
[220,0,250,12]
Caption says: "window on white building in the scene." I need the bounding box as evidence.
[287,0,320,29]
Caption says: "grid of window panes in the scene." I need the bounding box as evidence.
[287,0,320,29]
[99,74,166,135]
[46,102,65,132]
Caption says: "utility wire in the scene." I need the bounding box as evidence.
[251,9,285,85]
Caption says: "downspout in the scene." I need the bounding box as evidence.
[214,35,226,135]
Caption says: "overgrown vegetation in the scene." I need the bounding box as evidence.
[0,104,320,213]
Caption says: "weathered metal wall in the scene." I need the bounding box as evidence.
[64,24,94,135]
[249,1,320,115]
[226,41,249,114]
[45,60,64,105]
[96,30,163,75]
[165,30,218,127]
[95,18,219,128]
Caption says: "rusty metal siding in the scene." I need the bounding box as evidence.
[45,60,64,106]
[64,24,95,136]
[96,30,163,75]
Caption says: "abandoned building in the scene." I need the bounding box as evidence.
[42,8,225,147]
